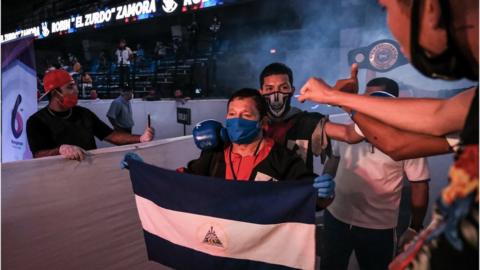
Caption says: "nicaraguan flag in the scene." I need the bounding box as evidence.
[127,159,316,270]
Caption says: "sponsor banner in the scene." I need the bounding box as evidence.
[1,0,230,43]
[1,37,37,162]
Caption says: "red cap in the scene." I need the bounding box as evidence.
[43,69,73,92]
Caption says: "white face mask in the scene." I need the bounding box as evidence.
[263,92,292,118]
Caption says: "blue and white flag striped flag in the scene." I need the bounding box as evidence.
[127,159,316,270]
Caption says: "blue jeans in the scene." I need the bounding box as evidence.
[321,210,396,270]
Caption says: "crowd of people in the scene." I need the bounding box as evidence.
[37,33,216,101]
[28,0,477,269]
[37,14,224,100]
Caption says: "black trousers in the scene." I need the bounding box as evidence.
[321,210,396,270]
[118,65,130,87]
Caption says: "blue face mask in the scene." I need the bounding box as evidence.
[225,118,261,144]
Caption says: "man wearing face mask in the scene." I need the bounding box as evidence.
[27,69,155,161]
[182,88,335,207]
[260,63,362,171]
[298,0,478,269]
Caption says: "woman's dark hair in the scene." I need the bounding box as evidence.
[227,88,267,119]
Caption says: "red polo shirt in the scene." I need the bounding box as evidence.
[224,138,274,181]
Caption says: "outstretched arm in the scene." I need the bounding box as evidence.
[325,122,363,144]
[104,131,141,145]
[353,113,452,161]
[104,127,154,145]
[299,79,475,137]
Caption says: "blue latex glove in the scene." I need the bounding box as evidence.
[313,174,335,198]
[120,152,144,169]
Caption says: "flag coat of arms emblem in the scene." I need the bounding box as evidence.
[127,159,316,270]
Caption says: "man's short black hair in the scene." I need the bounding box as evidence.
[259,63,293,88]
[366,77,399,97]
[228,88,267,119]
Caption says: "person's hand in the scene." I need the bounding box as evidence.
[333,64,359,94]
[59,144,86,161]
[140,127,155,143]
[313,174,335,198]
[297,64,359,104]
[398,227,418,252]
[298,77,335,104]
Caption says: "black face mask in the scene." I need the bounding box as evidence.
[263,92,292,118]
[410,0,477,81]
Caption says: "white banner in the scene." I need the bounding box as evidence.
[2,136,200,270]
[2,56,37,162]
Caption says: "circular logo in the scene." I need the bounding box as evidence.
[369,42,399,71]
[197,222,228,254]
[354,53,365,63]
[11,94,23,139]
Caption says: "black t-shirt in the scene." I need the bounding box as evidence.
[26,106,113,154]
[185,143,316,182]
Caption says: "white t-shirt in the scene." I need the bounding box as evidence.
[327,140,430,229]
[115,47,132,66]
